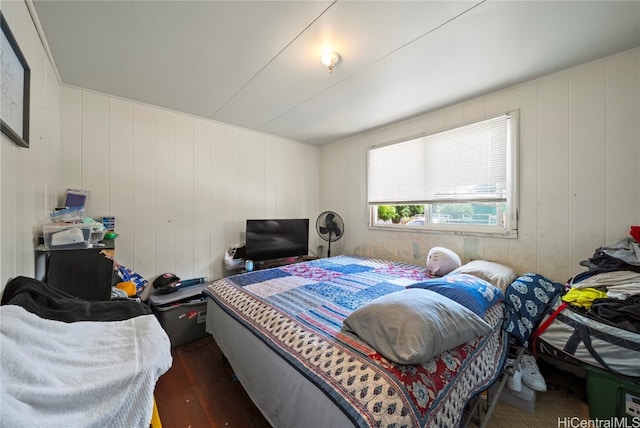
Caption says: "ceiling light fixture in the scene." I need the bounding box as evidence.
[321,51,341,73]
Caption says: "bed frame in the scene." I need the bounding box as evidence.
[205,255,510,427]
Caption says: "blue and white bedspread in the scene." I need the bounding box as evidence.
[205,255,507,428]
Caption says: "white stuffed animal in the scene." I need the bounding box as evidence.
[426,247,461,277]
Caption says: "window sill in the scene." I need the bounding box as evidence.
[369,224,518,239]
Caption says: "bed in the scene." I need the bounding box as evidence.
[205,255,510,428]
[0,276,172,428]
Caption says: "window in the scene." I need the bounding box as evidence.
[367,111,518,237]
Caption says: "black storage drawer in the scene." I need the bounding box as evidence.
[46,247,114,301]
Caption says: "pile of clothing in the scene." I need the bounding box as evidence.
[564,235,640,334]
[531,229,640,378]
[504,228,640,388]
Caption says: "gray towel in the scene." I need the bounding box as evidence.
[1,305,172,428]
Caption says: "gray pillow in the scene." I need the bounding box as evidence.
[342,289,492,364]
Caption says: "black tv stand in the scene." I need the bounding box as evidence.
[253,255,318,271]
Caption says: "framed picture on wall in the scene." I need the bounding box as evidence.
[1,11,30,148]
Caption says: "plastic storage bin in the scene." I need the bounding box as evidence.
[149,283,210,347]
[585,364,640,421]
[43,224,92,250]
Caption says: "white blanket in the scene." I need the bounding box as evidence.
[1,305,172,428]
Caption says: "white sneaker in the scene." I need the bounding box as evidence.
[520,354,547,392]
[507,366,522,392]
[505,358,522,392]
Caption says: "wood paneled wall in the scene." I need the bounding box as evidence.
[59,88,319,283]
[320,48,640,283]
[1,0,636,291]
[1,1,61,291]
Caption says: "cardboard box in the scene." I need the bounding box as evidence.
[490,382,536,414]
[149,284,210,347]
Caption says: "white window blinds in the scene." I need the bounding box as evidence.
[368,114,512,205]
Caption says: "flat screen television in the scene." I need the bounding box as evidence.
[245,218,309,261]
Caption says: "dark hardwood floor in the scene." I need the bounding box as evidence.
[154,334,590,428]
[154,335,272,428]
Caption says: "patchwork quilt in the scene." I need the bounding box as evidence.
[205,255,508,428]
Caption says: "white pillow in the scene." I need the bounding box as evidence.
[426,247,461,277]
[450,260,517,292]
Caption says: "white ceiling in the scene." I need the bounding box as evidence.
[32,1,640,145]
